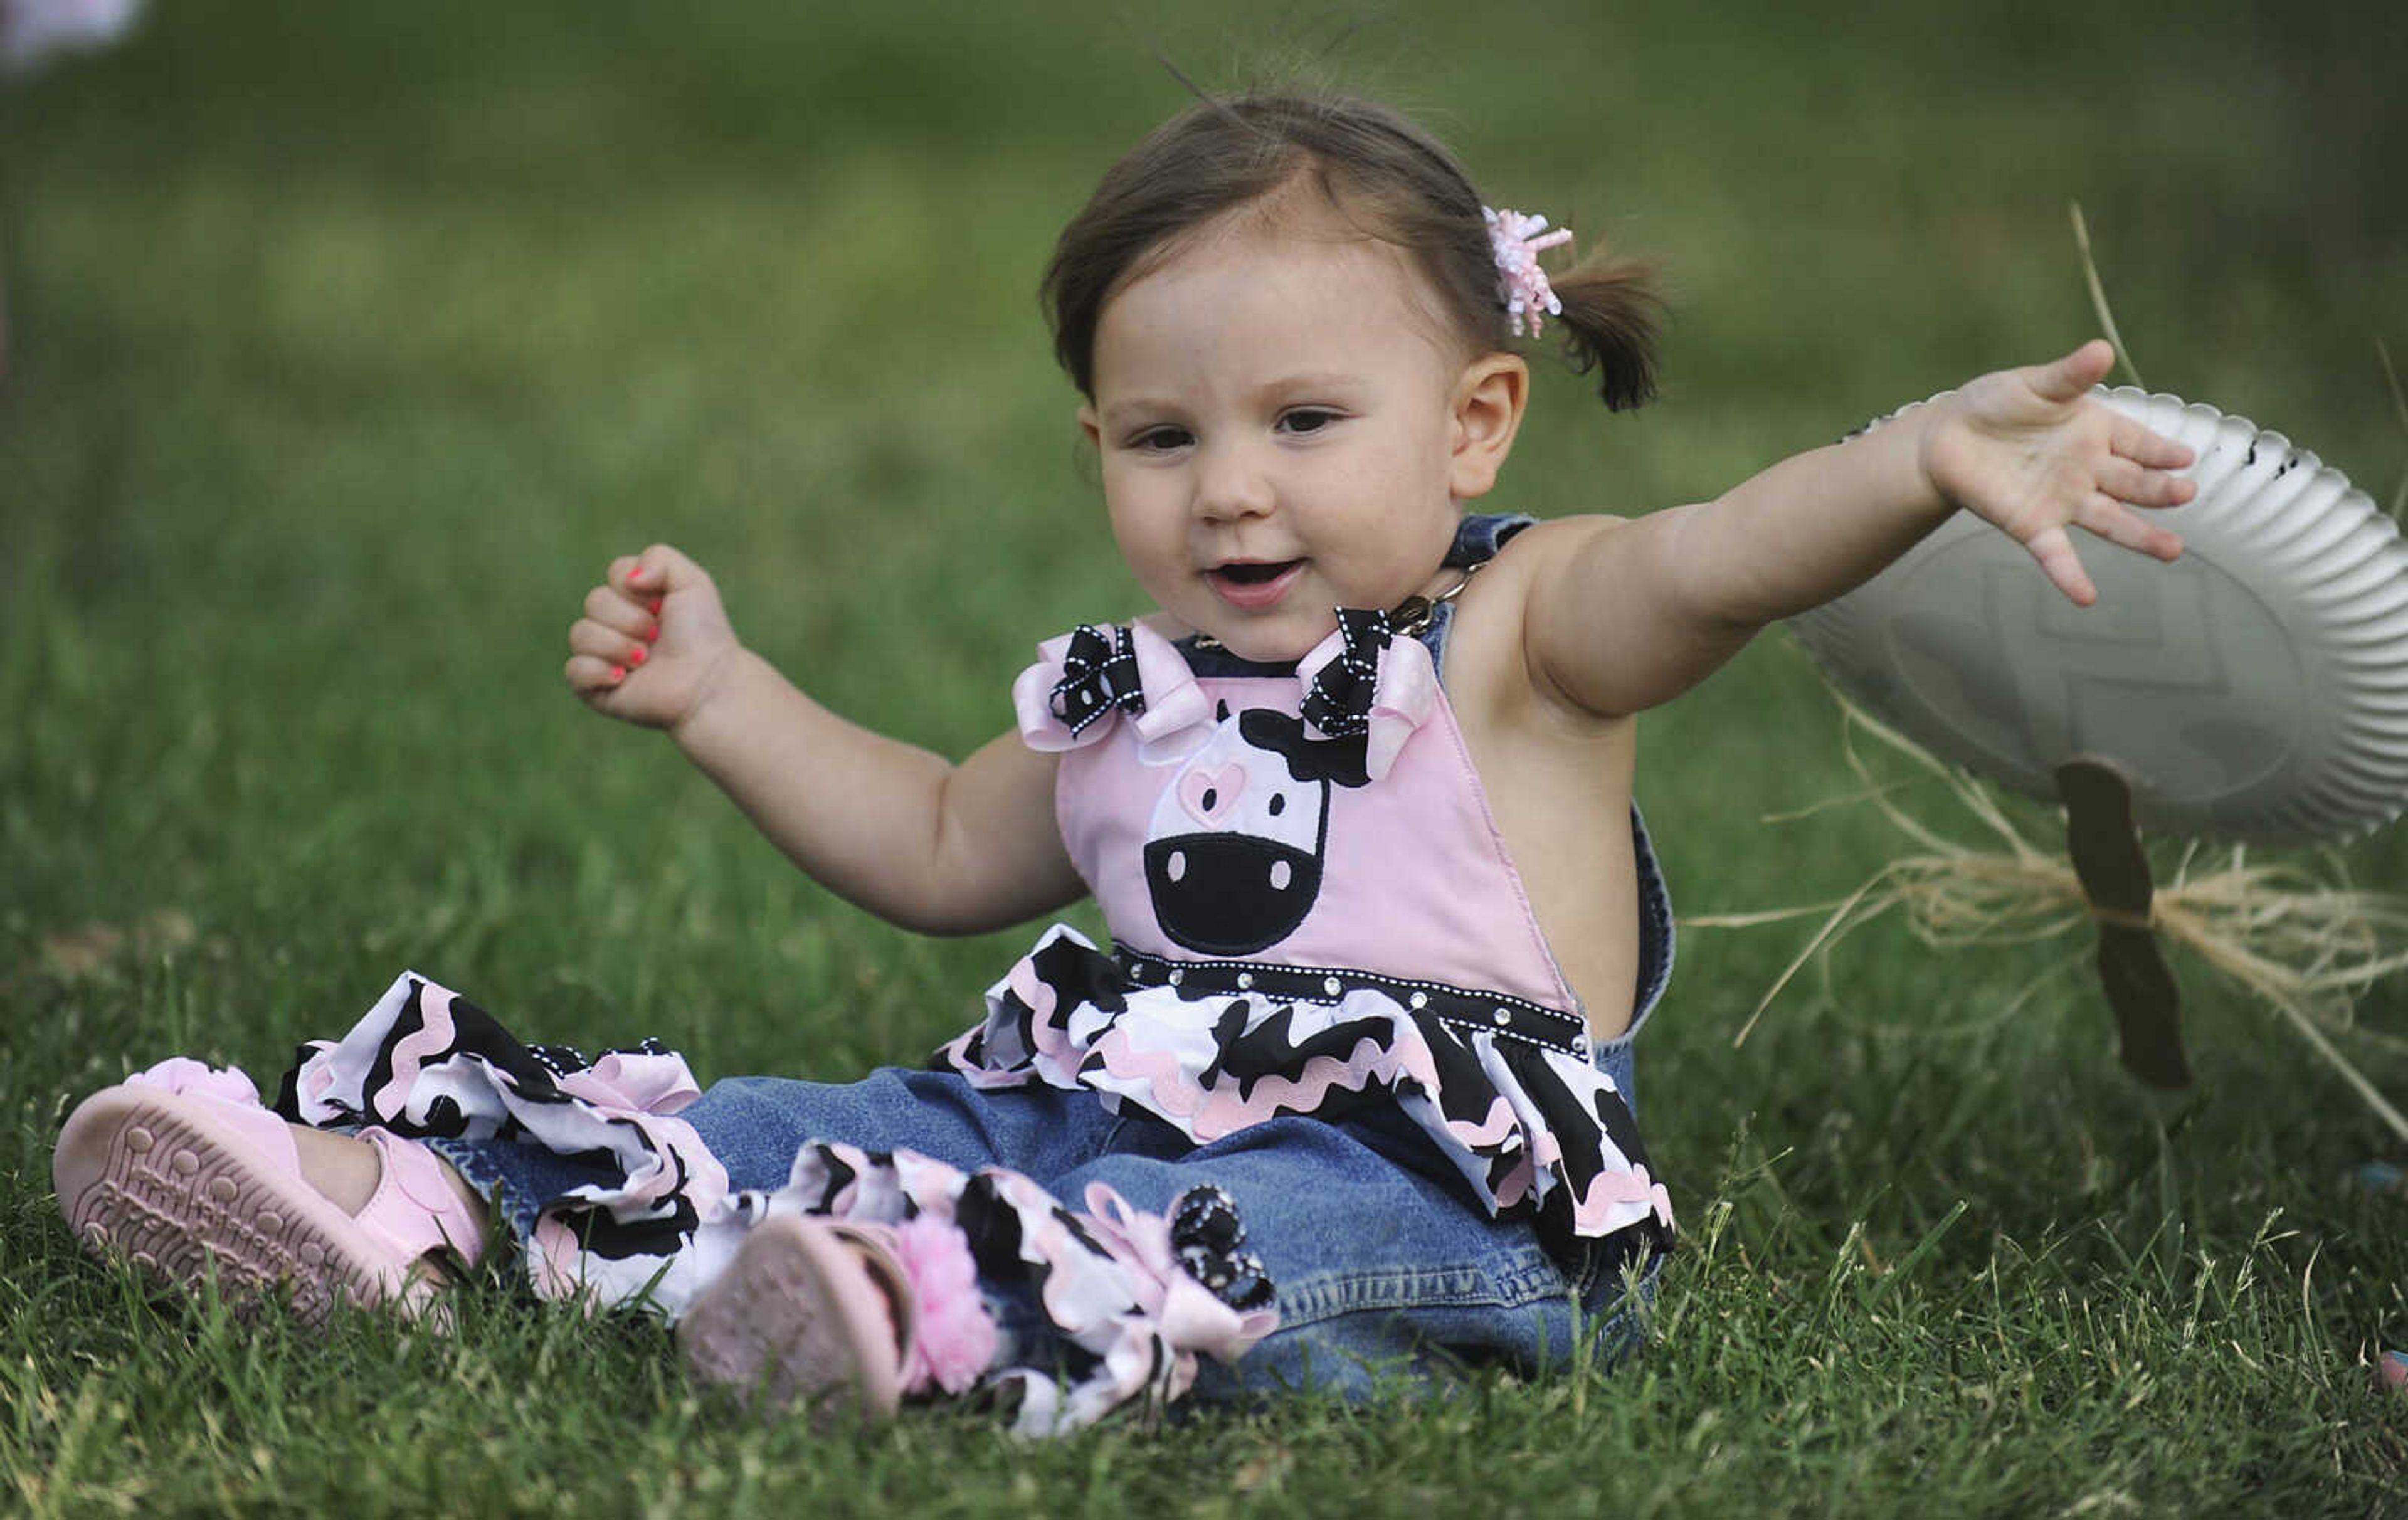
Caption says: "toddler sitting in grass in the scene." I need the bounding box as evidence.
[55,90,2195,1433]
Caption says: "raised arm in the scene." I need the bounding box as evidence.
[1523,340,2196,717]
[566,545,1085,934]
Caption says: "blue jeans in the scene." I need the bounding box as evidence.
[435,1064,1654,1404]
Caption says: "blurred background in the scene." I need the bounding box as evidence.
[3,0,2405,1275]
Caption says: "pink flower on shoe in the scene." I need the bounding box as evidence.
[127,1057,261,1107]
[890,1215,1000,1395]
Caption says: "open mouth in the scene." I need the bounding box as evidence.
[1205,559,1304,610]
[1213,559,1301,585]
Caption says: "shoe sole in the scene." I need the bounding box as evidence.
[53,1087,407,1325]
[676,1214,903,1425]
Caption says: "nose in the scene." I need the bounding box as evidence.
[1191,440,1274,524]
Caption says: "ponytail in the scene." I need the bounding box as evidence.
[1545,248,1663,413]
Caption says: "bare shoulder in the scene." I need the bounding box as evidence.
[1443,514,1634,731]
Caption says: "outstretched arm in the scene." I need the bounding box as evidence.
[1523,340,2196,717]
[566,545,1085,934]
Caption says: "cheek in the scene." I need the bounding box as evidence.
[1104,487,1182,580]
[1376,498,1462,592]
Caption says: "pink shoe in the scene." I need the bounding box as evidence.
[53,1073,484,1326]
[676,1214,918,1427]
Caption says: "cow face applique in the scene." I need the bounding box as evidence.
[1143,709,1371,956]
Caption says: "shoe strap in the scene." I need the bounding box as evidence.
[356,1129,486,1268]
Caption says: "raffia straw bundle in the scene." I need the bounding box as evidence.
[1687,693,2408,1141]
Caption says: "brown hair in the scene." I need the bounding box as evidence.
[1040,92,1661,410]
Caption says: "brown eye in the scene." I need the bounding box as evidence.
[1276,408,1339,436]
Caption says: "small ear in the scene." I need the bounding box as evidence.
[1077,403,1102,450]
[1449,353,1529,500]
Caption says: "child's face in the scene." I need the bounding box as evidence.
[1080,211,1514,663]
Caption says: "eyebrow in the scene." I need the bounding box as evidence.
[1097,398,1181,431]
[1098,373,1370,430]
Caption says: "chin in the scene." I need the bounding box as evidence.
[1209,616,1336,663]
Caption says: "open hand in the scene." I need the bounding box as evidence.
[564,544,741,731]
[1920,339,2195,604]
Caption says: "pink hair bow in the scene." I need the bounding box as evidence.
[1484,206,1573,340]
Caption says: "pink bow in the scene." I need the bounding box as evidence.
[1485,206,1573,340]
[553,1050,703,1116]
[1014,622,1214,763]
[1081,1183,1277,1395]
[127,1058,295,1164]
[130,1056,262,1108]
[1295,620,1440,781]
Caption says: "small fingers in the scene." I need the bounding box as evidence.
[564,652,631,697]
[2024,525,2099,606]
[617,544,702,607]
[2093,455,2198,510]
[2029,339,2117,405]
[584,583,656,638]
[2109,414,2195,472]
[569,616,653,671]
[2079,495,2185,562]
[607,559,663,620]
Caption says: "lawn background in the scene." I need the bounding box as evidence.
[3,1,2406,1514]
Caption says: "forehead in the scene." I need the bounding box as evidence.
[1091,211,1461,394]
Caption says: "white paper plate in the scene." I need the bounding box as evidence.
[1788,388,2408,847]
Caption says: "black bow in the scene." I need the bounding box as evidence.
[1170,1183,1275,1311]
[1048,623,1144,737]
[1297,606,1392,739]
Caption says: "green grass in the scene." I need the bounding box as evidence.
[4,0,2407,1513]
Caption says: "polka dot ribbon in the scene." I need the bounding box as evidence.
[1298,606,1393,741]
[1048,623,1144,737]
